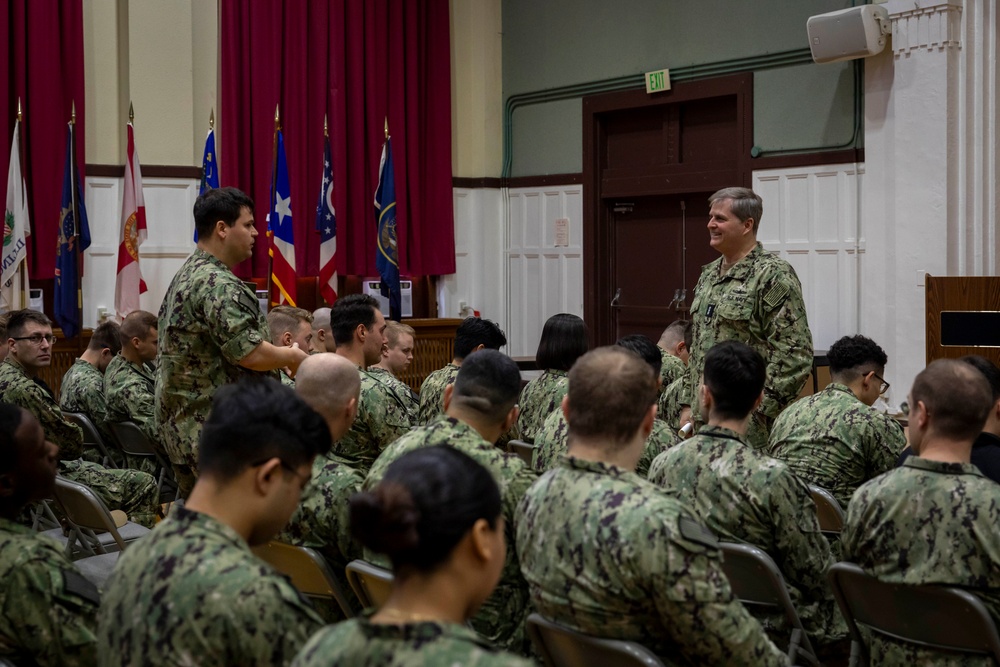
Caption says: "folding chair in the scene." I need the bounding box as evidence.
[345,559,394,609]
[51,476,150,559]
[253,541,355,618]
[808,484,845,537]
[507,439,535,466]
[109,421,177,502]
[526,613,665,667]
[829,561,1000,667]
[719,542,820,666]
[64,411,119,469]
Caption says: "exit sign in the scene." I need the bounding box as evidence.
[645,68,671,94]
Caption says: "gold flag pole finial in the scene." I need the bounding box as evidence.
[275,104,281,131]
[16,98,22,123]
[324,114,328,137]
[209,108,215,130]
[71,100,76,125]
[129,101,134,123]
[384,117,388,140]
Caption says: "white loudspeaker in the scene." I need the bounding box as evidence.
[807,5,890,64]
[28,289,43,313]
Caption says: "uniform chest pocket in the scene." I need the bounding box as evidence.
[715,298,754,322]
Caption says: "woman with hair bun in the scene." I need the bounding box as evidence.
[291,446,535,666]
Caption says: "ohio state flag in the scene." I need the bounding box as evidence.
[114,122,147,317]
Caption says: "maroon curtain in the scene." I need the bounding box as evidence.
[2,0,87,280]
[220,0,455,281]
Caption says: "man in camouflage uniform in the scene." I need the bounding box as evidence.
[0,310,158,527]
[680,187,813,449]
[417,316,507,425]
[843,359,1000,665]
[0,404,99,666]
[59,320,121,463]
[156,188,308,498]
[370,320,419,420]
[517,346,786,664]
[330,294,412,473]
[99,379,328,666]
[310,306,337,353]
[768,334,905,508]
[267,305,315,387]
[656,319,690,390]
[366,350,535,653]
[533,334,679,477]
[649,341,846,652]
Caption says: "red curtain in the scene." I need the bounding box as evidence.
[220,0,455,280]
[2,0,87,280]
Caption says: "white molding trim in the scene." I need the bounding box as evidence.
[886,0,963,55]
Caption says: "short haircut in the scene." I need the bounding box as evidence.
[567,346,657,446]
[912,359,992,441]
[960,355,1000,403]
[88,321,123,355]
[615,334,662,377]
[198,378,331,482]
[709,187,763,234]
[311,307,331,332]
[659,320,692,350]
[535,313,589,372]
[193,186,254,239]
[331,294,380,346]
[267,306,313,343]
[828,335,889,382]
[453,317,507,359]
[0,313,9,341]
[295,353,362,415]
[0,403,25,475]
[350,446,501,573]
[384,321,415,348]
[703,341,766,421]
[6,310,51,339]
[118,311,156,346]
[451,349,521,422]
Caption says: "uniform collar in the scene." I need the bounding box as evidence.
[355,610,492,647]
[902,456,986,478]
[563,455,635,479]
[712,242,765,281]
[697,423,752,447]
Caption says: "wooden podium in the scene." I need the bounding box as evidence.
[926,276,1000,366]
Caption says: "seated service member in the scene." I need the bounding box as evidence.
[310,307,336,353]
[648,341,845,650]
[843,359,1000,665]
[0,404,99,666]
[104,310,160,452]
[267,306,315,386]
[99,378,328,667]
[0,309,158,527]
[366,349,535,652]
[60,320,122,458]
[293,447,534,667]
[370,320,419,418]
[517,346,786,664]
[532,334,680,478]
[656,319,691,389]
[417,316,507,425]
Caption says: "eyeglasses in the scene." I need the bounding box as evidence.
[872,372,890,395]
[251,457,311,489]
[12,334,56,345]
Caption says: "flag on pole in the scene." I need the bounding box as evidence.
[54,122,91,339]
[268,130,297,306]
[315,134,337,305]
[2,118,31,312]
[194,124,219,242]
[113,121,148,318]
[374,132,401,321]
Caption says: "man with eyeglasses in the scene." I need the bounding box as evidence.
[0,309,160,527]
[766,334,906,509]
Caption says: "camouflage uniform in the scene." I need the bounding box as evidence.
[291,613,536,667]
[648,424,846,647]
[416,362,459,425]
[658,349,686,393]
[367,366,418,422]
[532,409,680,478]
[60,359,117,464]
[657,376,685,430]
[98,506,322,666]
[103,355,160,474]
[155,248,276,496]
[516,369,568,443]
[0,517,99,666]
[365,416,536,653]
[0,357,159,528]
[767,383,906,508]
[331,367,413,474]
[516,456,786,664]
[279,370,296,388]
[683,243,813,449]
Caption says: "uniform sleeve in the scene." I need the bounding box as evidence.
[29,387,84,460]
[863,416,907,480]
[202,281,268,365]
[756,269,813,419]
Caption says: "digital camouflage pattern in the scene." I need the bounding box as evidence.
[531,409,680,478]
[648,424,846,647]
[0,356,84,459]
[658,349,686,393]
[291,614,536,667]
[155,249,276,494]
[416,362,459,425]
[0,517,99,666]
[103,355,161,474]
[365,416,536,653]
[279,371,296,388]
[59,459,159,529]
[98,506,322,667]
[516,369,569,444]
[842,457,1000,666]
[60,359,117,460]
[330,367,413,474]
[767,383,906,509]
[683,243,813,449]
[367,366,418,422]
[658,376,685,430]
[516,456,786,664]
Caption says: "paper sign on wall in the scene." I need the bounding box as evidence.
[554,217,570,247]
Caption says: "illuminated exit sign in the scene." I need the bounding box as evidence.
[645,68,671,94]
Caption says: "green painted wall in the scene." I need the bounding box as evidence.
[503,0,858,176]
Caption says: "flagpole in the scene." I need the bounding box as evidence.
[16,99,26,309]
[69,101,84,350]
[266,104,279,308]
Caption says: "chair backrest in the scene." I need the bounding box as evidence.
[64,411,119,469]
[108,421,159,459]
[52,476,128,552]
[508,439,535,466]
[808,484,845,535]
[252,541,355,618]
[526,613,664,667]
[829,561,1000,661]
[345,559,394,609]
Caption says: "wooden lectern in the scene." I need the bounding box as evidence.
[926,276,1000,366]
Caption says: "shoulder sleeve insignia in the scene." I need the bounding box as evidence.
[679,515,720,550]
[763,282,789,310]
[63,569,101,605]
[234,288,261,316]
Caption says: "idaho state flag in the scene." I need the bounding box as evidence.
[268,130,296,306]
[54,123,91,339]
[113,121,148,318]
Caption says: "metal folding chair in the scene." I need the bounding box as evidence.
[51,475,150,558]
[109,421,177,502]
[64,411,119,469]
[808,484,845,537]
[253,541,355,618]
[345,559,394,609]
[507,439,535,466]
[526,613,664,667]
